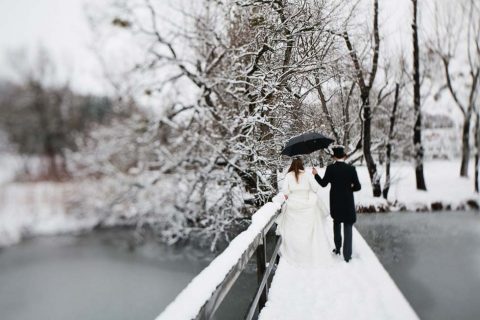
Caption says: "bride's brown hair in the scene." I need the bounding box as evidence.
[288,158,304,182]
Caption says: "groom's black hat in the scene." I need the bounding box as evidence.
[331,145,346,158]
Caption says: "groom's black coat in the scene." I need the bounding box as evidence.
[314,161,361,224]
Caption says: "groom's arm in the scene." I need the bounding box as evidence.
[351,167,361,192]
[314,167,330,187]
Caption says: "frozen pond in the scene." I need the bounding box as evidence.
[0,230,221,320]
[356,211,480,320]
[0,230,215,320]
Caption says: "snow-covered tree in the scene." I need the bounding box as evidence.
[411,0,427,190]
[429,0,480,177]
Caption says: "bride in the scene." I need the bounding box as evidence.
[276,157,332,267]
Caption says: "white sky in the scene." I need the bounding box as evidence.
[0,0,465,120]
[0,0,106,94]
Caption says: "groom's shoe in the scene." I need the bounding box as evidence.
[332,249,341,255]
[345,257,351,263]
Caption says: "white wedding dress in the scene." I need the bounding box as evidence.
[275,170,333,267]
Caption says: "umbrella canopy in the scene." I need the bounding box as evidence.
[281,132,334,157]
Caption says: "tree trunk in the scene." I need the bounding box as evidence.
[316,80,340,142]
[412,0,427,190]
[362,93,382,197]
[460,112,472,177]
[441,57,477,178]
[383,83,400,199]
[45,139,60,181]
[342,0,381,197]
[475,111,479,192]
[342,82,355,147]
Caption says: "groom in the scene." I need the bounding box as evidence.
[312,145,361,263]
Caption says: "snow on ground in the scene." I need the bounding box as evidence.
[0,159,476,248]
[381,160,478,210]
[314,160,479,212]
[258,217,419,320]
[0,154,22,185]
[0,182,97,247]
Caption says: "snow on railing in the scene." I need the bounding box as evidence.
[156,195,284,320]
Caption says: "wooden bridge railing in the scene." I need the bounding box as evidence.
[156,200,284,320]
[246,228,282,320]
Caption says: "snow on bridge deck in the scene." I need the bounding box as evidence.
[157,193,419,320]
[258,220,419,320]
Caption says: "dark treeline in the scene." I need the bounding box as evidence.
[0,72,114,181]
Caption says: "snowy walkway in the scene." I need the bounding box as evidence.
[157,196,419,320]
[258,219,419,320]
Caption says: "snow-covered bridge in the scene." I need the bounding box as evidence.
[156,196,418,320]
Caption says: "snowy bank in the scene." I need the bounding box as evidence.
[315,160,479,213]
[0,155,100,247]
[0,159,476,248]
[0,182,98,247]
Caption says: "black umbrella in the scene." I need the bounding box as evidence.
[281,132,334,157]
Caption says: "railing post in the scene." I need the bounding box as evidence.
[256,231,268,310]
[274,235,281,265]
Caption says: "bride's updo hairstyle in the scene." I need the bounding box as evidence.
[288,157,304,182]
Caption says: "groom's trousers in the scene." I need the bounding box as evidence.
[333,221,353,260]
